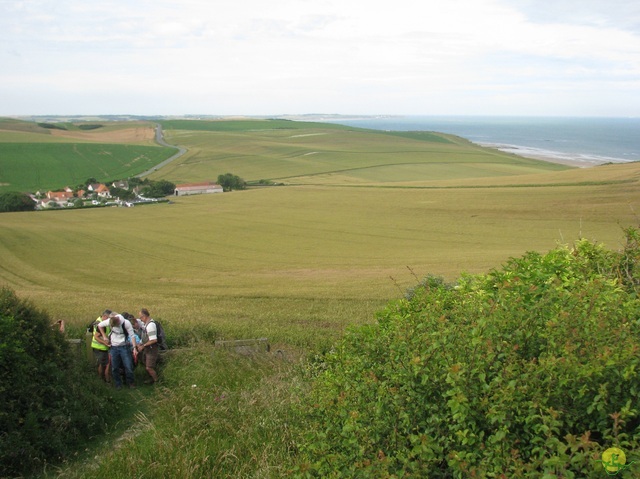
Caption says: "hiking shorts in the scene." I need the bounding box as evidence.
[142,344,159,368]
[93,348,109,367]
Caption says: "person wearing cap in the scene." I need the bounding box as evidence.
[97,312,137,389]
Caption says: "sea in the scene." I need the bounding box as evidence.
[323,116,640,167]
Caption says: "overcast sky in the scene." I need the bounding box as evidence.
[1,0,639,117]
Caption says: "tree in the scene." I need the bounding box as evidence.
[128,176,144,187]
[217,173,246,192]
[141,179,176,198]
[155,179,176,196]
[0,191,35,212]
[109,186,135,201]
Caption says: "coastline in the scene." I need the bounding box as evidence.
[325,117,640,170]
[478,142,631,168]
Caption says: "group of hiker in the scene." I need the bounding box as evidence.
[88,308,163,389]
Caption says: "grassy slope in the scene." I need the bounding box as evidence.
[1,118,637,345]
[151,120,569,186]
[0,178,637,348]
[0,119,175,192]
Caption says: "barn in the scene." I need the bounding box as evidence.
[174,181,224,196]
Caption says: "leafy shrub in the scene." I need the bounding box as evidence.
[294,231,640,478]
[0,191,35,212]
[0,287,113,477]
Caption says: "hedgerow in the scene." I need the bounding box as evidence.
[293,229,640,478]
[0,287,114,478]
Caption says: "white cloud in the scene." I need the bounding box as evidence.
[0,0,639,115]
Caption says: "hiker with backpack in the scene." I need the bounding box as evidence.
[121,312,143,366]
[137,308,163,385]
[97,312,137,389]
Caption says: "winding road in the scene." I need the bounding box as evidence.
[135,123,187,178]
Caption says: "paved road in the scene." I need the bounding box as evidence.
[135,123,187,178]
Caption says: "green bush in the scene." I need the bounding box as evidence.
[141,179,176,198]
[218,173,246,192]
[294,231,640,478]
[0,191,35,212]
[0,287,113,477]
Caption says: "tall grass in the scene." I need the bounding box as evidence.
[50,345,301,479]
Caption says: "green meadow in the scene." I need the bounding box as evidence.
[0,119,175,192]
[1,118,639,477]
[152,119,570,186]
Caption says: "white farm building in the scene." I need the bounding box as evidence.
[174,181,224,197]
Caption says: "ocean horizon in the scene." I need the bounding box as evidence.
[324,116,640,167]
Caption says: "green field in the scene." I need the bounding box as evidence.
[0,143,177,192]
[0,118,175,192]
[151,119,570,186]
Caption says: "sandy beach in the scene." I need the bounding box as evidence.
[480,143,624,168]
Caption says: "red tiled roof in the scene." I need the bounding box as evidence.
[175,181,221,189]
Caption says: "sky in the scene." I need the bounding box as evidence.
[1,0,639,117]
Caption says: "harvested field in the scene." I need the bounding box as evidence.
[49,125,156,145]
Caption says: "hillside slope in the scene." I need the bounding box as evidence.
[150,119,571,186]
[0,119,175,192]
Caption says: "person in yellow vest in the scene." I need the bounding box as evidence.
[89,309,111,382]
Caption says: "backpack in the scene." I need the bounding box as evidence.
[148,319,168,351]
[109,318,130,343]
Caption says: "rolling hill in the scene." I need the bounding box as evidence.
[0,117,638,346]
[0,118,176,192]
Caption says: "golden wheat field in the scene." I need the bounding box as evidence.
[1,119,639,348]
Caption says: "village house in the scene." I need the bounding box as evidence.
[112,180,129,190]
[87,183,111,198]
[174,181,224,197]
[39,195,73,209]
[46,190,74,201]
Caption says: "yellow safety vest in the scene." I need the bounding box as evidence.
[90,317,110,351]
